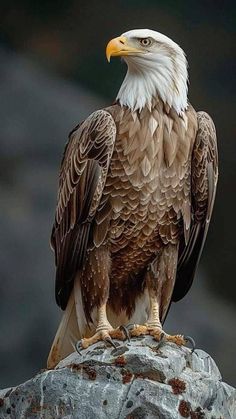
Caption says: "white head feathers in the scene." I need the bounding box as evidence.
[116,29,188,114]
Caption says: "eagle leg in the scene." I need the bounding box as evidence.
[124,296,163,338]
[126,296,189,348]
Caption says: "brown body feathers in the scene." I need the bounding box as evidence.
[51,100,218,325]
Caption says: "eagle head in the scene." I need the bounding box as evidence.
[106,29,188,114]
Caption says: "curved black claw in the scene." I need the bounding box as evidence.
[111,345,129,356]
[184,335,196,353]
[119,325,131,342]
[105,336,119,350]
[155,332,166,350]
[125,323,136,331]
[75,340,83,355]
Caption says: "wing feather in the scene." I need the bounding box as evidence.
[172,111,218,302]
[51,110,116,309]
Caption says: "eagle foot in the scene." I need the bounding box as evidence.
[126,323,162,338]
[125,324,195,351]
[155,333,195,352]
[109,325,130,341]
[76,326,129,354]
[163,333,186,346]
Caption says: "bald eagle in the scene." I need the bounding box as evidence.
[47,29,218,368]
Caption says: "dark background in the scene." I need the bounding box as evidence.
[0,1,235,387]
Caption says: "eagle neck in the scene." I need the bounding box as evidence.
[116,54,188,115]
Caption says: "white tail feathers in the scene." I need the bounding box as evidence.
[47,292,80,369]
[47,275,94,369]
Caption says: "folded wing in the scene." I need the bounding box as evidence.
[172,111,218,302]
[51,110,116,310]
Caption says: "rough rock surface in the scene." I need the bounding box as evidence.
[0,337,235,418]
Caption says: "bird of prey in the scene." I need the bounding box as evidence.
[47,29,218,368]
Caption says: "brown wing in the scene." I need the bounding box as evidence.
[51,110,116,310]
[172,111,218,302]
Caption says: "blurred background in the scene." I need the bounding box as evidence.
[0,1,235,388]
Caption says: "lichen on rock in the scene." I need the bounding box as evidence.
[0,336,235,418]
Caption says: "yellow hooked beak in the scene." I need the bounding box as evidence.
[106,36,142,62]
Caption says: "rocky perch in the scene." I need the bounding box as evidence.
[0,336,235,418]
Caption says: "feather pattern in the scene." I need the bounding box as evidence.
[100,101,199,319]
[51,110,116,309]
[172,111,218,302]
[51,101,217,330]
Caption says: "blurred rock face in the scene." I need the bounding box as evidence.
[0,47,105,388]
[0,48,235,389]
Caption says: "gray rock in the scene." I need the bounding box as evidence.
[0,337,235,418]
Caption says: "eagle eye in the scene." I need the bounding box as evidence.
[139,37,153,47]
